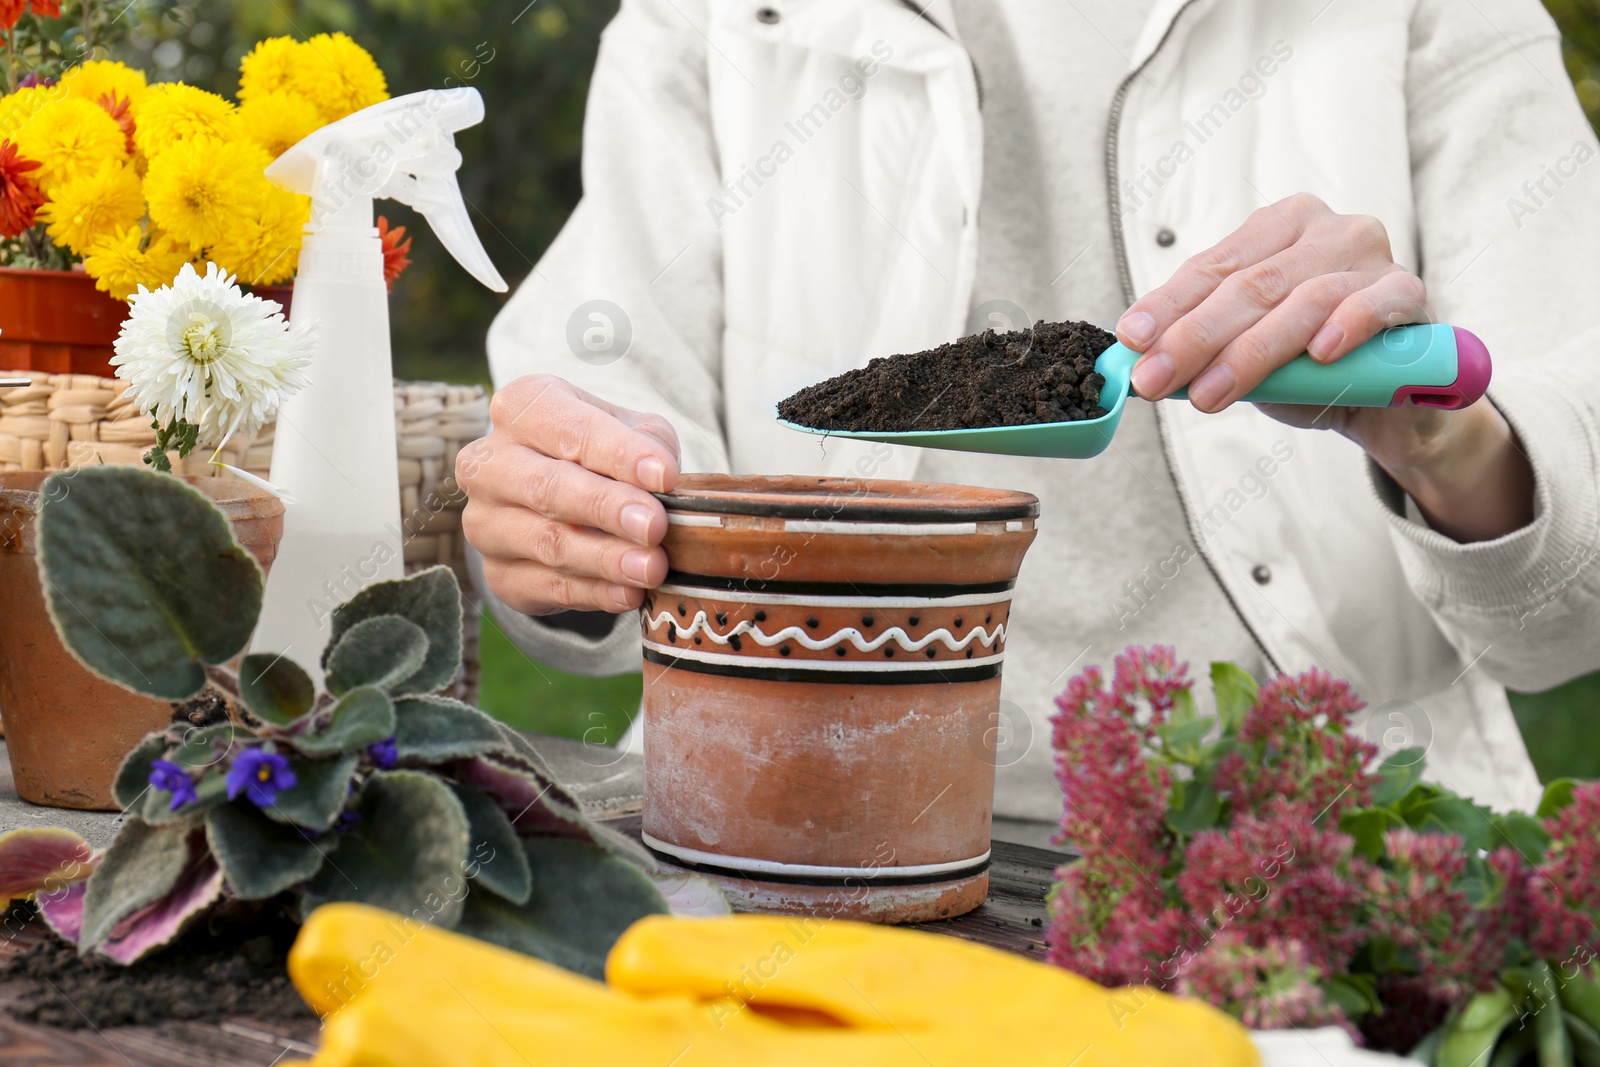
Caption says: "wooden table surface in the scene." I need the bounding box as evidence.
[0,817,1062,1066]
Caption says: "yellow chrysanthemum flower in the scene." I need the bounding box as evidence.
[238,37,309,104]
[294,32,388,122]
[0,86,58,143]
[207,184,309,286]
[13,97,128,191]
[238,89,322,161]
[83,226,192,301]
[144,137,275,251]
[60,60,148,109]
[39,160,145,254]
[132,84,243,160]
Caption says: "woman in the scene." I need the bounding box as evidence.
[457,0,1600,824]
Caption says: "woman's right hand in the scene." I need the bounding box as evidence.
[456,375,680,615]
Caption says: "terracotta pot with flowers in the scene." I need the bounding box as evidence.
[0,258,311,808]
[0,10,411,375]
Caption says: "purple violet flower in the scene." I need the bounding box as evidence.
[148,759,198,812]
[335,811,362,834]
[17,73,56,89]
[225,748,297,808]
[366,736,398,770]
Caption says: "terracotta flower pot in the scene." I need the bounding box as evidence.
[0,472,285,810]
[640,474,1039,923]
[0,268,127,377]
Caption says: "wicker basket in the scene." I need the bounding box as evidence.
[0,370,489,702]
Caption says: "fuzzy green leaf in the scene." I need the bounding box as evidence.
[325,615,430,697]
[79,818,191,951]
[293,688,396,756]
[1539,778,1580,820]
[301,771,470,926]
[451,784,532,905]
[35,466,263,700]
[238,654,315,726]
[206,801,327,900]
[170,721,255,771]
[393,696,508,762]
[1210,661,1257,734]
[1370,748,1428,807]
[112,732,169,811]
[263,753,359,831]
[325,566,462,696]
[143,771,228,826]
[456,838,667,979]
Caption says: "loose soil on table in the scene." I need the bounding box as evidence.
[0,903,317,1033]
[778,320,1117,432]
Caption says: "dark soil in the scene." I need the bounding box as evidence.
[171,688,231,729]
[0,902,317,1033]
[778,320,1117,432]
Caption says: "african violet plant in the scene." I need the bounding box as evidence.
[1048,647,1600,1065]
[13,463,724,975]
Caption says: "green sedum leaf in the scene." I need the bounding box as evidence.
[292,687,395,756]
[263,753,360,831]
[451,784,532,905]
[1339,806,1407,862]
[206,800,327,900]
[1539,777,1580,820]
[301,771,470,926]
[324,566,462,696]
[455,838,667,980]
[1210,661,1258,734]
[238,653,315,726]
[1491,811,1552,864]
[324,615,430,696]
[79,817,191,951]
[35,466,263,700]
[1370,748,1428,807]
[1167,781,1222,835]
[393,696,508,762]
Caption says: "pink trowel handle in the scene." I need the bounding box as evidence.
[1390,327,1493,410]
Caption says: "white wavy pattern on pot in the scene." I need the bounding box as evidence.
[645,609,1006,654]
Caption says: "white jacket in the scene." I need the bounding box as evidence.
[487,0,1600,816]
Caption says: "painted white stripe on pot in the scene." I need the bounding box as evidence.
[642,833,992,880]
[666,513,724,527]
[646,610,1006,653]
[1005,520,1025,532]
[642,639,1005,672]
[781,519,982,536]
[656,584,1013,610]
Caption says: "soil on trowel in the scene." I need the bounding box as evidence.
[778,319,1117,432]
[0,901,317,1033]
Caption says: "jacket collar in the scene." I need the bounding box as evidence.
[1130,0,1206,69]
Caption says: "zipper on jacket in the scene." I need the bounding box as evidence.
[1103,0,1284,676]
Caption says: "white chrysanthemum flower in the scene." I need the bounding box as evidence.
[111,261,312,447]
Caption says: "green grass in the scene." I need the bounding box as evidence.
[476,606,1599,784]
[474,609,639,746]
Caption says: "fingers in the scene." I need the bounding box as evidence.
[1307,268,1431,363]
[481,556,647,615]
[1115,197,1312,352]
[1129,240,1340,400]
[462,440,668,547]
[466,501,668,590]
[488,374,681,494]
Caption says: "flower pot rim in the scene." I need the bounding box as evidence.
[0,265,91,279]
[0,470,283,515]
[658,473,1039,523]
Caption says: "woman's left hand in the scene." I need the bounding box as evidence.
[1116,192,1534,543]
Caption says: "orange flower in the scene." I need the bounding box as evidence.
[29,0,61,16]
[98,91,137,156]
[377,215,412,291]
[0,140,46,237]
[0,0,24,30]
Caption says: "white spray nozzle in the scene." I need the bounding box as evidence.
[266,87,508,292]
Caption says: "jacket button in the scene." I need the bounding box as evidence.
[756,6,780,22]
[1156,228,1177,248]
[1251,564,1272,585]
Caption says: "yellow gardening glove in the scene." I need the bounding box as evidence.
[288,904,1259,1067]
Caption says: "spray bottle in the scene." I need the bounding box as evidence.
[253,87,507,680]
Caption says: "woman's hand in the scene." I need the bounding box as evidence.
[1116,192,1533,543]
[457,375,680,615]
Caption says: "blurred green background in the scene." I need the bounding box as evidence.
[143,0,1600,780]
